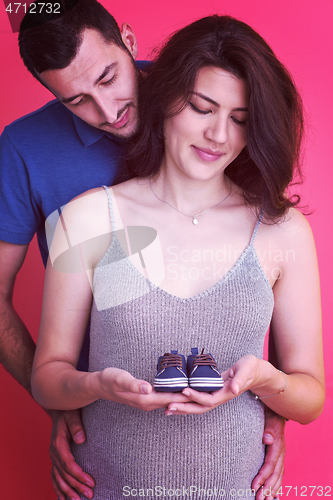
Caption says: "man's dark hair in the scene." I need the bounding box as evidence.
[19,0,126,82]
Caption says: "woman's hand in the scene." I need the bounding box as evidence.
[165,354,261,415]
[99,367,193,411]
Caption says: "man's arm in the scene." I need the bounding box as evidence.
[0,239,95,500]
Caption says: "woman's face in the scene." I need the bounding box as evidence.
[163,66,248,182]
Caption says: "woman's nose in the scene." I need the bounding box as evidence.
[205,118,228,145]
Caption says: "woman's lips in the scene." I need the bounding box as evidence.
[192,145,224,162]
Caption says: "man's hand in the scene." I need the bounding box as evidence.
[49,410,95,500]
[48,375,195,500]
[252,407,286,500]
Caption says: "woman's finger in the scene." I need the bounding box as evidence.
[181,388,221,406]
[103,368,153,395]
[227,357,258,395]
[165,402,211,415]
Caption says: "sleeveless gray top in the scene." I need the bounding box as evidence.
[72,187,274,500]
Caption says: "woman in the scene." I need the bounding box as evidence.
[32,15,324,500]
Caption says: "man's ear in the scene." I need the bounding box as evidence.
[120,23,138,59]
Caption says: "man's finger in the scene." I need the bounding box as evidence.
[51,466,66,500]
[51,465,83,500]
[49,416,95,489]
[270,466,284,498]
[55,450,95,488]
[64,409,86,444]
[252,429,285,496]
[263,408,286,444]
[53,462,95,499]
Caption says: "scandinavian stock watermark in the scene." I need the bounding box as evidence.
[122,484,277,498]
[166,244,295,282]
[45,195,297,309]
[121,484,332,498]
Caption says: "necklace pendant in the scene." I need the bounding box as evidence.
[192,217,199,225]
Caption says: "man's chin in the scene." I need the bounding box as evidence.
[101,121,139,141]
[106,129,138,141]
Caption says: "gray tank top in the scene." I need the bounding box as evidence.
[72,186,275,500]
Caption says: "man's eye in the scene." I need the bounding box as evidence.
[73,96,87,106]
[188,102,211,115]
[102,73,118,86]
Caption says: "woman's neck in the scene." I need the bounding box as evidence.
[150,164,232,216]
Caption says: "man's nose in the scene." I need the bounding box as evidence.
[94,95,118,124]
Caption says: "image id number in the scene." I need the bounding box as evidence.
[5,3,61,14]
[276,486,331,496]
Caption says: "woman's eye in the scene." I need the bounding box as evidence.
[188,102,211,115]
[231,116,247,126]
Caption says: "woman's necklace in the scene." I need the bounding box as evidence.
[149,177,232,225]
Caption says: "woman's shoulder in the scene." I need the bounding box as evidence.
[260,208,316,253]
[56,187,112,249]
[253,208,317,285]
[273,208,312,237]
[49,187,113,272]
[59,178,147,240]
[64,186,108,211]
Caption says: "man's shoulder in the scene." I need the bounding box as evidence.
[136,60,151,72]
[8,99,61,123]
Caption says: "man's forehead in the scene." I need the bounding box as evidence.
[68,29,124,73]
[40,31,126,94]
[76,28,119,56]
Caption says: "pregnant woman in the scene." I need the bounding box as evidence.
[32,15,324,500]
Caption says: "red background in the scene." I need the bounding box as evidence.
[1,0,332,498]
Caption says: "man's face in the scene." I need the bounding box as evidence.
[40,26,139,139]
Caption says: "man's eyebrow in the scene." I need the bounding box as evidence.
[191,92,248,111]
[61,63,118,104]
[94,62,117,86]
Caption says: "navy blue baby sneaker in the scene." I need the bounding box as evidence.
[187,348,224,392]
[154,350,188,392]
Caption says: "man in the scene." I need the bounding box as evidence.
[0,1,285,499]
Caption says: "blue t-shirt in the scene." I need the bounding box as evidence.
[0,60,149,266]
[0,60,149,369]
[0,100,122,265]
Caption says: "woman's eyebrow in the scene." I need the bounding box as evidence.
[191,91,248,112]
[191,91,219,106]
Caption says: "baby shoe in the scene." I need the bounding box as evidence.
[154,350,188,392]
[187,348,224,392]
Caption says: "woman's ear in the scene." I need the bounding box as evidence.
[120,23,138,59]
